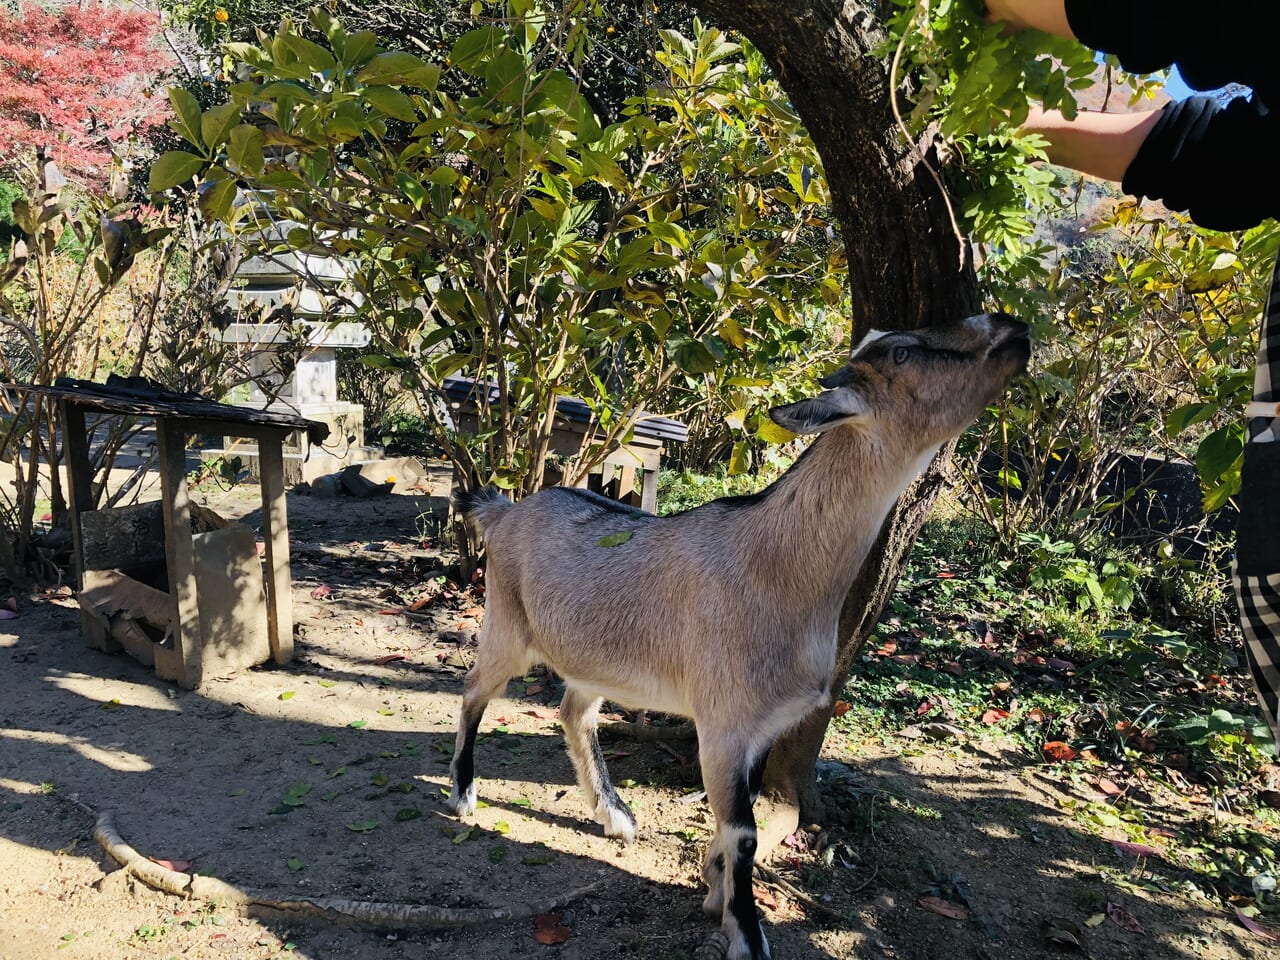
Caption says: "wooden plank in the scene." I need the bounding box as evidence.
[156,420,203,689]
[258,436,294,666]
[60,402,117,651]
[640,468,659,514]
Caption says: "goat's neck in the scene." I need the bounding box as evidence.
[736,426,937,610]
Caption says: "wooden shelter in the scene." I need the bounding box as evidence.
[17,376,327,689]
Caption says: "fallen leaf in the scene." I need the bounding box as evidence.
[1039,919,1085,951]
[148,857,193,872]
[1043,741,1078,762]
[525,683,544,696]
[1106,900,1145,934]
[1026,707,1049,724]
[832,700,852,718]
[990,681,1012,695]
[916,701,935,717]
[1096,778,1123,797]
[408,595,434,612]
[940,661,964,677]
[1110,840,1160,858]
[1046,657,1076,673]
[1235,907,1280,942]
[532,912,572,944]
[278,691,295,701]
[981,709,1010,725]
[1084,913,1106,928]
[310,584,331,600]
[597,530,633,548]
[917,896,969,921]
[460,605,484,618]
[372,654,406,666]
[753,885,781,911]
[936,571,958,580]
[875,640,898,657]
[526,708,558,720]
[920,722,965,741]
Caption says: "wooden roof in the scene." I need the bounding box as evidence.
[10,375,330,445]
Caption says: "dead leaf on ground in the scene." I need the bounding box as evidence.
[753,885,781,911]
[532,912,572,944]
[981,709,1010,725]
[1096,778,1123,797]
[525,683,545,695]
[917,896,969,921]
[1234,907,1280,942]
[1106,900,1145,934]
[310,584,331,600]
[371,654,406,666]
[1039,918,1086,951]
[526,708,558,720]
[1043,741,1078,762]
[832,700,852,718]
[1110,840,1160,858]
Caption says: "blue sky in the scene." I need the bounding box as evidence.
[1163,66,1194,100]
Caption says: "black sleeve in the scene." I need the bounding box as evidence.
[1064,0,1280,100]
[1121,95,1280,231]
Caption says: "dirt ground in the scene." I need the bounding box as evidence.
[1,487,1274,960]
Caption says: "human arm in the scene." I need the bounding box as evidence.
[1021,104,1160,183]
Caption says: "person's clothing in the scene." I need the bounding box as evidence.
[1122,96,1280,231]
[1060,1,1280,748]
[1234,256,1280,748]
[1062,0,1280,231]
[1064,0,1280,104]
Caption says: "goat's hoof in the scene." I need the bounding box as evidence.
[445,782,477,817]
[598,796,637,843]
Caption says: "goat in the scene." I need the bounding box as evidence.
[447,312,1030,960]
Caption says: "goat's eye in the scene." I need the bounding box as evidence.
[892,346,910,365]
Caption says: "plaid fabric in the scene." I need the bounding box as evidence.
[1234,252,1280,749]
[1233,567,1280,746]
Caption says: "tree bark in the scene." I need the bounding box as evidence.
[685,0,980,825]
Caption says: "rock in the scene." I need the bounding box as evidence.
[311,474,342,499]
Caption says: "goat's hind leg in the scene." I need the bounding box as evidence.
[446,638,519,817]
[559,685,637,842]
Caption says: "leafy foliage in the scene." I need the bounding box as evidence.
[152,4,845,500]
[0,2,173,182]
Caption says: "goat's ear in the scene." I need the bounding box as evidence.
[768,388,868,435]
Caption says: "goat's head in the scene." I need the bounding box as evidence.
[769,312,1030,447]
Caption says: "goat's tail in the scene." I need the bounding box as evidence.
[451,485,512,532]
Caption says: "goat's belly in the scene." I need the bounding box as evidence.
[528,650,693,717]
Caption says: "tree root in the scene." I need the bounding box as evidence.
[598,719,698,742]
[92,810,602,929]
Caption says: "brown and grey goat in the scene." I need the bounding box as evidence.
[447,312,1031,959]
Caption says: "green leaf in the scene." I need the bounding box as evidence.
[197,175,237,224]
[201,102,241,151]
[226,125,266,177]
[1195,423,1244,486]
[168,88,203,149]
[597,530,633,548]
[452,827,473,844]
[489,845,507,863]
[286,857,305,872]
[363,85,419,122]
[317,679,337,689]
[666,337,717,375]
[278,690,296,701]
[450,27,504,73]
[346,820,379,833]
[357,52,439,88]
[348,719,368,729]
[148,152,205,193]
[510,796,532,807]
[493,820,510,835]
[393,807,422,822]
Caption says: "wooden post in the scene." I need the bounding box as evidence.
[156,419,203,689]
[60,402,116,651]
[258,430,293,666]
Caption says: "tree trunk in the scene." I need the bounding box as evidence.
[686,0,981,825]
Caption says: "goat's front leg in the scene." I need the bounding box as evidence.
[559,685,637,842]
[700,741,771,960]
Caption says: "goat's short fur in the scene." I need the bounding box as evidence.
[447,313,1031,960]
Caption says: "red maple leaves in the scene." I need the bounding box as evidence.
[0,3,173,181]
